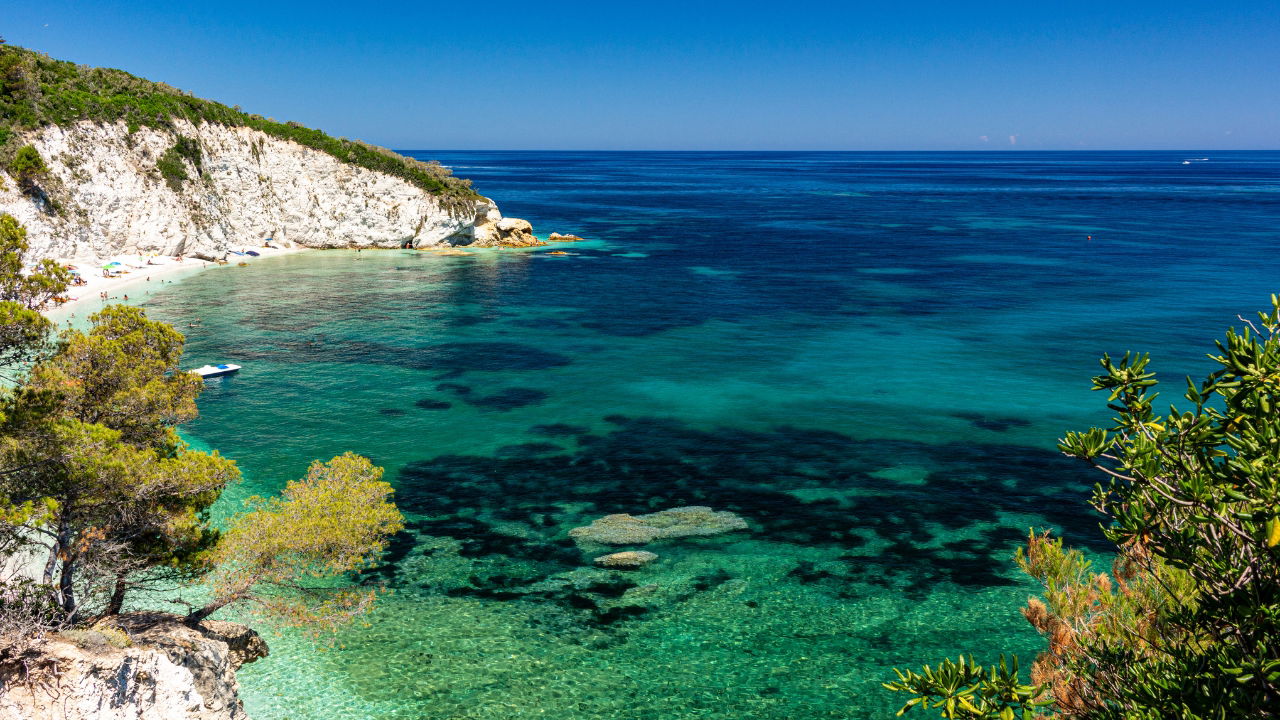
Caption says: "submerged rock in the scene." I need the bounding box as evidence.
[622,583,662,600]
[569,506,749,545]
[595,550,659,568]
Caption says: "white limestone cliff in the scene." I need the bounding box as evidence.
[0,120,538,261]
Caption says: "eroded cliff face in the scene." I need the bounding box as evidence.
[0,614,268,720]
[0,120,537,261]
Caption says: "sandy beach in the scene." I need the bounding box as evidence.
[49,245,306,315]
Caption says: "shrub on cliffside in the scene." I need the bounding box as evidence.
[154,135,203,191]
[7,145,47,195]
[885,296,1280,718]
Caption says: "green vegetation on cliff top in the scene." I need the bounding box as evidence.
[0,44,477,200]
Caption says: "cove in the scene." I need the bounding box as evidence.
[139,150,1280,719]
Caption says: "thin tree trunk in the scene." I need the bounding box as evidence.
[55,519,77,619]
[58,556,77,618]
[185,596,233,626]
[42,543,58,585]
[106,573,128,615]
[42,543,60,609]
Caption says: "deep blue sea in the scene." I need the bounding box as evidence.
[137,151,1280,719]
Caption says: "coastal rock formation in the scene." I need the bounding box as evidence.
[548,232,585,242]
[595,550,660,568]
[0,614,267,720]
[570,506,749,545]
[470,206,541,247]
[0,120,534,261]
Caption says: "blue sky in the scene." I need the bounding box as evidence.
[4,1,1278,150]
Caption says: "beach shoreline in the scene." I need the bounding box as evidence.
[48,245,307,317]
[42,238,565,325]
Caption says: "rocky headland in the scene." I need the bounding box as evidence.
[0,614,267,720]
[0,119,538,262]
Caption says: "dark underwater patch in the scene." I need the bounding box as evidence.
[464,387,549,411]
[951,411,1033,433]
[495,442,563,458]
[446,314,490,328]
[406,342,573,373]
[378,407,407,416]
[414,398,453,410]
[529,423,590,437]
[232,340,572,376]
[390,415,1106,603]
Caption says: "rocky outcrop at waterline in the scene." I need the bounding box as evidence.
[0,119,536,261]
[0,614,267,720]
[470,205,540,247]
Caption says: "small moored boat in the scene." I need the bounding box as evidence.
[191,363,241,378]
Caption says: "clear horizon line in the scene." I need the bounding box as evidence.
[393,148,1280,153]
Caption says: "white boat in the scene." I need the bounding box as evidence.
[191,363,241,378]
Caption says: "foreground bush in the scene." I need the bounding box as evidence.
[887,296,1280,718]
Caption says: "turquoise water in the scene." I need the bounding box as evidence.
[136,151,1280,718]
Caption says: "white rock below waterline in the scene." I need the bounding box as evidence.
[570,506,749,545]
[595,550,660,568]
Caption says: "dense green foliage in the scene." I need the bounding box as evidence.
[8,144,46,193]
[886,297,1280,718]
[187,452,404,632]
[0,212,69,374]
[0,216,402,653]
[156,136,202,191]
[884,655,1048,719]
[0,44,476,200]
[1,305,240,619]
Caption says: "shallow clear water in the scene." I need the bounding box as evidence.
[137,151,1280,719]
